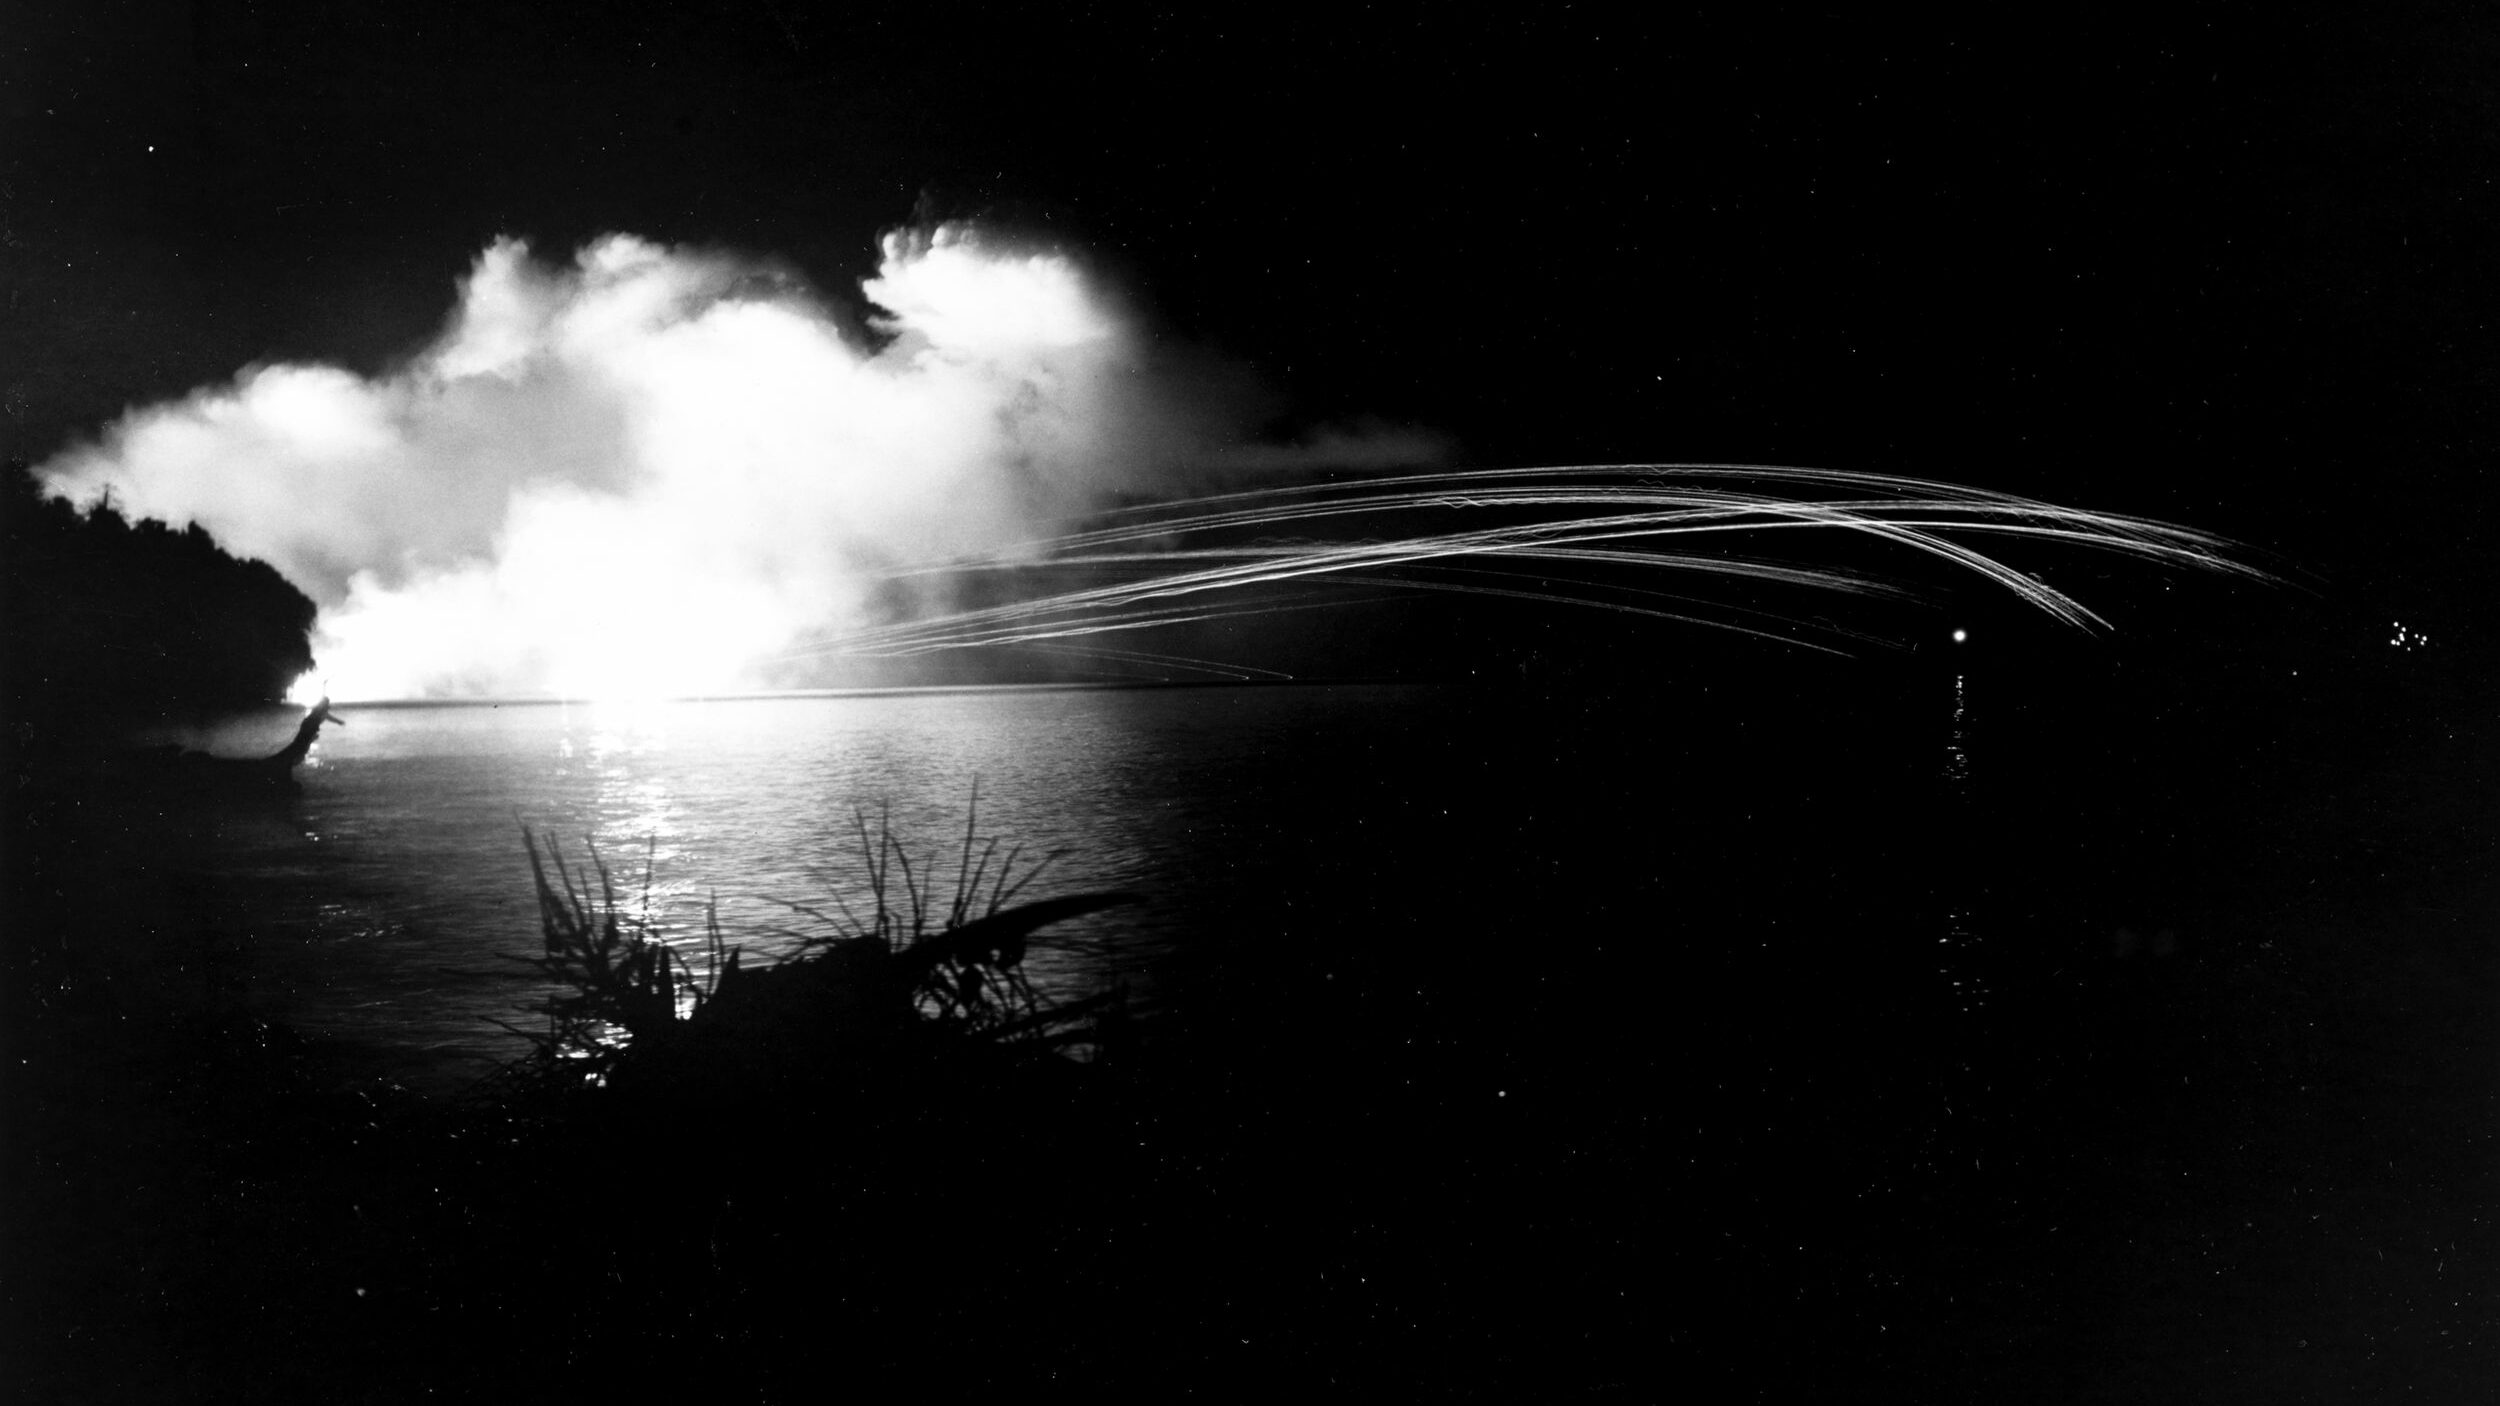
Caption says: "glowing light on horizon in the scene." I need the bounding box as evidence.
[39,223,1442,700]
[36,222,2260,698]
[286,461,2261,699]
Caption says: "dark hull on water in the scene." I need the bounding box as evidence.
[94,698,344,798]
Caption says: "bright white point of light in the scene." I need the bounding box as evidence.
[1952,628,1969,643]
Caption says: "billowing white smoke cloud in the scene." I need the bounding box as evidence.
[39,226,1440,699]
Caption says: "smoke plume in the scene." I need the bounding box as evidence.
[38,225,1440,699]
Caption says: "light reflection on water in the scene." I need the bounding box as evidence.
[1937,672,1992,1013]
[189,679,2017,1090]
[225,686,1415,1087]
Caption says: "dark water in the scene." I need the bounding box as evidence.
[175,684,1462,1085]
[26,620,2493,1398]
[165,632,2424,1093]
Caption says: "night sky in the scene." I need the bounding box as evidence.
[8,8,2499,1398]
[9,2,2496,640]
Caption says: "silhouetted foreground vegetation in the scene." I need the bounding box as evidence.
[383,810,1170,1397]
[1,460,315,742]
[496,804,1135,1101]
[5,787,1332,1400]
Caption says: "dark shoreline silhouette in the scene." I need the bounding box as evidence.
[2,461,316,748]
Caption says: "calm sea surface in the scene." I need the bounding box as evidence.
[164,654,2393,1094]
[57,627,2484,1401]
[192,684,1545,1086]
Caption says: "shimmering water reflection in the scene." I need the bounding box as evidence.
[195,677,2012,1091]
[242,686,1437,1085]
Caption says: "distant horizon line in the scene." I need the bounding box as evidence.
[308,676,1406,710]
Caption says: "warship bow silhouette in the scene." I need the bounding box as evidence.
[152,697,346,793]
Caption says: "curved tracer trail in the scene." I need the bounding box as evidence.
[773,463,2266,674]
